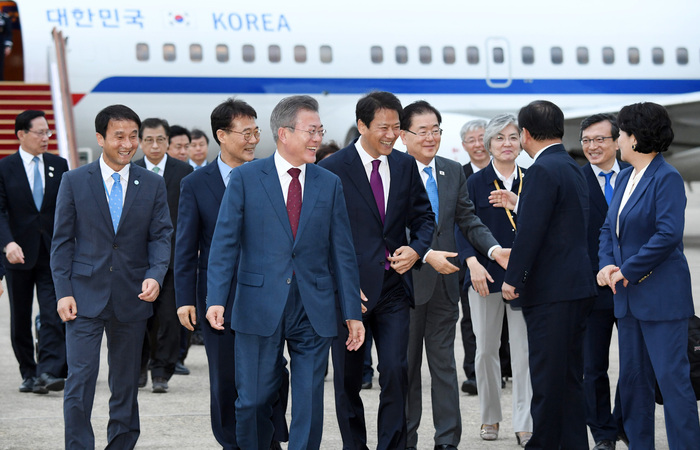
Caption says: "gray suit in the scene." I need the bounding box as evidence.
[406,155,498,448]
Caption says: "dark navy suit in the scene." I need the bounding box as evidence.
[174,157,288,449]
[599,154,700,449]
[0,151,68,381]
[51,160,172,449]
[320,143,434,450]
[504,144,597,449]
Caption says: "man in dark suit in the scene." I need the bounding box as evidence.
[51,105,172,449]
[206,95,364,450]
[0,9,12,80]
[499,100,597,449]
[579,114,627,450]
[319,91,434,450]
[400,101,505,450]
[175,98,288,449]
[134,118,193,393]
[0,110,68,394]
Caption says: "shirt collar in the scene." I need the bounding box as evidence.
[492,162,518,184]
[144,154,167,174]
[591,159,621,175]
[99,154,130,183]
[216,153,234,185]
[19,147,42,165]
[355,140,388,168]
[274,150,306,179]
[415,157,436,175]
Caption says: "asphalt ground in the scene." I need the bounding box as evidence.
[2,183,700,449]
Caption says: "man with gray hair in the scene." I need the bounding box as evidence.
[205,95,364,449]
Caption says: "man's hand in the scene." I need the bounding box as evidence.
[492,247,511,270]
[4,242,25,265]
[426,250,459,274]
[345,319,365,351]
[501,282,519,301]
[466,256,494,297]
[489,189,518,210]
[360,289,368,314]
[57,296,78,322]
[138,278,160,302]
[177,305,197,331]
[206,306,226,331]
[388,246,420,274]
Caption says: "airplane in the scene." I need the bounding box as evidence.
[2,0,700,180]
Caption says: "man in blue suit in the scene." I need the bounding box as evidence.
[51,105,173,449]
[499,100,597,449]
[206,95,364,450]
[579,114,627,450]
[176,98,288,449]
[319,91,435,450]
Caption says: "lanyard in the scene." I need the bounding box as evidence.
[493,165,523,231]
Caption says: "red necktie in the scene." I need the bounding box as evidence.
[287,168,302,239]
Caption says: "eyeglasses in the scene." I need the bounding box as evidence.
[405,128,443,138]
[227,128,261,141]
[27,129,53,138]
[463,136,484,145]
[142,136,168,145]
[286,127,326,138]
[581,136,613,146]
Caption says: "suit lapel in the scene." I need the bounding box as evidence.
[42,156,60,210]
[385,150,403,228]
[203,159,225,203]
[87,161,115,233]
[434,157,449,226]
[118,163,142,234]
[585,164,608,217]
[260,156,293,242]
[8,152,36,208]
[344,147,383,225]
[295,164,320,244]
[619,154,664,228]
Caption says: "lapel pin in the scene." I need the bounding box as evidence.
[439,170,445,176]
[48,172,54,177]
[48,166,55,171]
[134,180,139,185]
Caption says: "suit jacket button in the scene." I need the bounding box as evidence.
[113,244,118,249]
[292,252,296,258]
[286,278,291,284]
[437,231,442,236]
[379,260,385,266]
[109,266,113,272]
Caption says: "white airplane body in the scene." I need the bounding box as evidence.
[8,0,700,176]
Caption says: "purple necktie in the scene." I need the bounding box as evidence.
[370,160,390,269]
[287,168,302,239]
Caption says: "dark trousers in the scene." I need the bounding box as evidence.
[583,307,622,442]
[6,244,65,379]
[522,298,593,450]
[333,270,409,450]
[140,269,180,379]
[64,300,146,449]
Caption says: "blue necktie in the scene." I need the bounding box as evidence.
[32,156,43,210]
[424,166,439,223]
[599,171,614,205]
[109,173,123,233]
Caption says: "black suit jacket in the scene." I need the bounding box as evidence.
[0,151,69,269]
[134,155,193,262]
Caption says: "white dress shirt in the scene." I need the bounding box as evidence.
[591,160,621,192]
[19,147,44,196]
[617,163,649,236]
[99,154,129,206]
[143,154,167,176]
[355,141,389,213]
[274,151,306,204]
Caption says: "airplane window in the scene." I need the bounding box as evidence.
[551,47,563,64]
[320,45,332,63]
[163,44,176,62]
[419,46,432,64]
[242,45,255,63]
[190,44,203,62]
[493,47,504,64]
[652,47,664,65]
[443,46,456,64]
[628,47,640,65]
[269,45,282,63]
[602,47,615,64]
[521,46,534,65]
[216,45,229,63]
[371,46,383,64]
[677,47,689,65]
[576,47,589,64]
[136,43,149,62]
[396,46,408,64]
[467,46,479,65]
[295,45,307,63]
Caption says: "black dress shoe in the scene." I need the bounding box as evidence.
[173,361,190,375]
[461,378,477,395]
[593,440,616,450]
[138,371,147,388]
[434,445,458,450]
[33,373,65,394]
[152,377,169,393]
[19,377,35,393]
[269,441,283,450]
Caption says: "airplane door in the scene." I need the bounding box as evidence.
[485,38,511,88]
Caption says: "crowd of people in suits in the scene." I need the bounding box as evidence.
[0,92,697,450]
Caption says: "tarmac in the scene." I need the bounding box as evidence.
[2,184,700,449]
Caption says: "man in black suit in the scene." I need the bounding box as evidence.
[579,114,627,450]
[498,100,597,449]
[0,110,68,393]
[134,118,193,393]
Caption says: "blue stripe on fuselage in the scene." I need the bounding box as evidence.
[91,76,700,95]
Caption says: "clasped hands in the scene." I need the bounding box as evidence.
[597,265,628,294]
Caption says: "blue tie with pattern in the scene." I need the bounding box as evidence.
[109,173,123,233]
[599,171,614,205]
[424,166,439,223]
[32,156,43,210]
